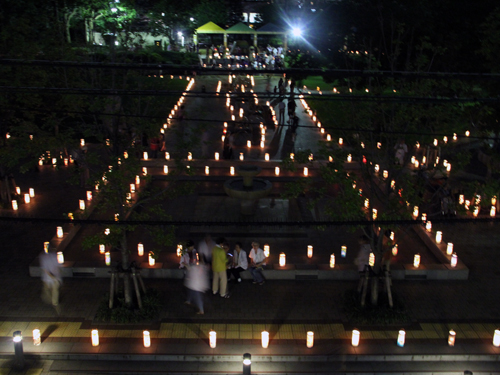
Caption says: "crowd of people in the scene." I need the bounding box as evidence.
[179,235,267,314]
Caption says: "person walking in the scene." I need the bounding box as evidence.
[277,99,286,125]
[39,250,62,314]
[184,263,209,314]
[287,98,297,124]
[212,237,230,298]
[227,242,248,282]
[249,241,267,285]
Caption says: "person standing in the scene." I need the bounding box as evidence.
[227,242,248,282]
[394,139,408,165]
[39,250,62,313]
[287,98,296,124]
[180,240,198,270]
[249,241,267,285]
[212,237,230,298]
[277,99,286,125]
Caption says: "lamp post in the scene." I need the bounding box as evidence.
[13,331,24,369]
[243,353,251,375]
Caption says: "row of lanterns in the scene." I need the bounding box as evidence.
[11,187,35,210]
[26,327,500,349]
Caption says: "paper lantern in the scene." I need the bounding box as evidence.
[80,139,85,147]
[99,244,105,254]
[105,252,111,266]
[163,165,168,174]
[446,243,453,255]
[239,153,244,161]
[12,200,18,210]
[265,153,269,161]
[57,251,64,264]
[426,221,432,232]
[142,167,147,176]
[448,330,456,346]
[143,152,148,160]
[148,252,155,266]
[435,231,442,244]
[374,164,380,173]
[421,213,427,222]
[279,253,286,267]
[130,184,135,193]
[307,245,313,258]
[372,208,377,220]
[86,191,92,201]
[369,253,375,266]
[263,244,270,258]
[165,152,170,160]
[215,152,219,160]
[247,140,251,148]
[330,254,335,268]
[347,154,352,162]
[275,167,280,176]
[57,226,63,238]
[326,134,331,141]
[491,206,496,217]
[341,246,347,258]
[413,206,419,218]
[230,166,235,176]
[339,138,343,145]
[143,331,151,347]
[261,331,269,348]
[303,167,309,176]
[306,331,314,348]
[79,199,85,211]
[209,331,216,348]
[450,253,458,268]
[44,242,50,253]
[413,254,421,268]
[493,329,500,347]
[33,329,41,346]
[28,188,35,198]
[205,166,210,175]
[397,330,405,347]
[352,330,360,347]
[392,244,398,256]
[104,228,110,235]
[138,243,144,256]
[24,194,30,204]
[187,152,192,161]
[176,244,183,257]
[383,170,388,179]
[91,329,99,346]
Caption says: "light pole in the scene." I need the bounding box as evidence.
[242,353,251,375]
[13,331,24,370]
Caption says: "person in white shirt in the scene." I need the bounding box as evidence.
[249,241,267,285]
[39,250,62,312]
[179,240,198,269]
[227,242,248,282]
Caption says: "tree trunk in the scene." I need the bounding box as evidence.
[120,233,133,306]
[370,274,379,306]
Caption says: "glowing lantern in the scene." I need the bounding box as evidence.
[465,130,470,137]
[491,206,496,217]
[493,330,500,347]
[473,206,479,217]
[374,164,380,173]
[57,226,63,239]
[261,331,269,348]
[391,180,395,189]
[413,206,419,218]
[492,196,497,206]
[79,199,85,211]
[142,167,147,176]
[290,153,294,160]
[163,165,169,174]
[24,193,30,204]
[413,254,421,268]
[383,170,388,179]
[130,184,136,193]
[446,164,451,172]
[33,329,41,346]
[143,152,148,160]
[448,330,456,346]
[187,152,192,161]
[99,244,105,254]
[247,140,251,148]
[307,245,313,258]
[450,253,458,268]
[209,331,217,348]
[435,231,442,244]
[105,252,111,266]
[327,134,331,141]
[135,175,140,185]
[148,252,155,266]
[205,166,210,175]
[306,331,314,348]
[303,167,309,176]
[57,251,64,264]
[446,243,453,255]
[138,243,144,256]
[91,329,99,346]
[392,245,398,256]
[239,153,244,161]
[279,253,286,267]
[372,208,377,220]
[422,213,427,222]
[330,254,335,268]
[397,330,405,347]
[275,167,280,176]
[104,228,110,235]
[44,242,49,253]
[143,331,151,348]
[28,188,35,198]
[177,244,183,257]
[87,191,92,201]
[426,221,432,232]
[12,200,18,210]
[263,244,270,258]
[215,152,219,161]
[433,139,438,146]
[347,154,352,162]
[165,152,170,160]
[80,139,85,147]
[364,198,369,208]
[230,166,235,175]
[369,253,375,266]
[341,246,347,258]
[352,330,360,347]
[265,153,270,161]
[339,138,343,145]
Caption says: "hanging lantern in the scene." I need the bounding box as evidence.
[80,139,85,147]
[330,254,335,268]
[290,153,294,160]
[57,226,63,239]
[104,228,110,235]
[91,329,99,346]
[177,244,183,257]
[143,331,151,348]
[413,254,421,268]
[341,246,347,258]
[148,252,155,266]
[279,253,286,267]
[347,154,352,162]
[138,243,144,256]
[307,245,313,258]
[435,231,442,244]
[374,164,380,173]
[187,152,192,161]
[352,330,360,347]
[99,244,105,254]
[105,252,111,266]
[465,130,470,137]
[413,206,419,218]
[364,198,369,208]
[369,253,375,266]
[451,253,458,268]
[57,251,64,264]
[209,331,217,348]
[306,331,314,348]
[372,208,377,220]
[33,329,41,346]
[339,138,343,145]
[448,330,456,346]
[261,331,269,348]
[263,244,270,258]
[397,330,406,347]
[473,206,479,217]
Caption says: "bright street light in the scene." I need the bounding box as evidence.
[291,27,302,37]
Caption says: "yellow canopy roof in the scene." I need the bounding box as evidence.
[196,21,226,34]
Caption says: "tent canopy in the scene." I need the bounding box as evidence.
[196,21,225,34]
[225,22,255,34]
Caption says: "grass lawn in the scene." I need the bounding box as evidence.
[299,75,335,92]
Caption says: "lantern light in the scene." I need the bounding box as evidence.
[164,165,169,174]
[148,252,155,266]
[215,152,219,161]
[165,152,170,160]
[105,251,111,266]
[372,208,377,220]
[29,188,35,198]
[44,242,50,253]
[79,199,85,211]
[306,331,314,348]
[303,167,309,176]
[426,221,432,232]
[347,154,352,162]
[435,231,442,244]
[491,206,496,217]
[104,228,110,235]
[176,244,183,257]
[279,253,286,267]
[12,200,18,210]
[33,329,41,346]
[24,194,30,204]
[330,254,335,268]
[57,251,64,264]
[369,253,375,267]
[397,330,406,347]
[230,166,235,175]
[57,226,63,239]
[138,243,144,256]
[339,138,343,145]
[341,245,347,258]
[239,153,244,161]
[187,152,192,161]
[142,167,147,176]
[448,330,456,346]
[392,244,398,256]
[99,244,105,254]
[261,331,269,348]
[87,191,92,201]
[143,331,151,348]
[91,329,99,346]
[352,330,360,347]
[205,166,210,175]
[209,331,217,348]
[130,184,135,193]
[263,244,270,258]
[135,175,140,185]
[493,329,500,347]
[413,254,421,268]
[265,153,270,161]
[413,206,419,218]
[307,245,313,258]
[143,152,148,160]
[383,170,388,179]
[275,167,280,176]
[450,253,458,268]
[446,243,453,255]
